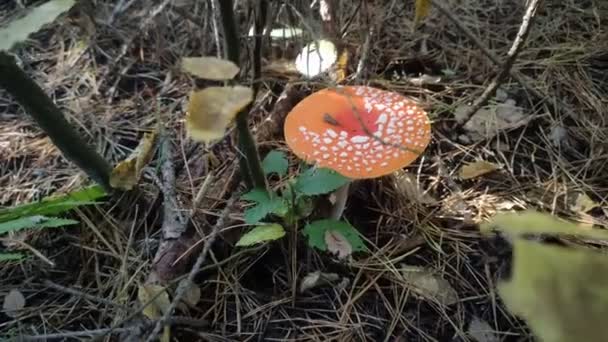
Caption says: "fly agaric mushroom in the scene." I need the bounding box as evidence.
[284,85,431,179]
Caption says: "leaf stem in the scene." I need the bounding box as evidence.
[0,52,112,191]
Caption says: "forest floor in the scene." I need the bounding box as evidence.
[1,0,607,341]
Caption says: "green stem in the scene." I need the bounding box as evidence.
[218,0,266,190]
[0,52,112,191]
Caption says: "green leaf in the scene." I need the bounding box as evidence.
[0,253,24,262]
[262,150,288,177]
[241,188,287,224]
[236,224,286,246]
[0,215,79,235]
[481,210,608,240]
[0,185,106,223]
[499,239,608,342]
[294,168,350,196]
[0,0,77,51]
[302,219,366,253]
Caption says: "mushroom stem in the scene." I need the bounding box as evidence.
[329,182,350,220]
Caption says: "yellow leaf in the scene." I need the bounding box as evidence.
[459,160,500,180]
[185,86,253,142]
[110,130,157,190]
[181,57,240,80]
[414,0,431,27]
[137,284,171,320]
[333,49,349,83]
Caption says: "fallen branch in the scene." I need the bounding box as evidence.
[144,193,239,341]
[455,0,542,128]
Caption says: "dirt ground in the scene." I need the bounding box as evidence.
[1,0,607,341]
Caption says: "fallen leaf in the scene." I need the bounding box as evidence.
[262,59,300,77]
[325,229,352,259]
[455,99,530,142]
[138,284,171,320]
[570,192,598,213]
[332,49,349,83]
[181,57,240,80]
[392,170,436,204]
[236,224,286,246]
[303,219,366,255]
[468,317,499,342]
[299,271,340,293]
[179,279,201,307]
[185,86,253,142]
[500,239,608,342]
[414,0,431,27]
[295,39,337,78]
[3,289,25,318]
[110,130,157,190]
[459,160,500,180]
[401,265,458,306]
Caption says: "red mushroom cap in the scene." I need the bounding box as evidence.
[284,86,431,179]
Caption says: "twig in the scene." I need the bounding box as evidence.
[354,27,373,82]
[456,0,542,128]
[144,194,239,341]
[42,280,127,309]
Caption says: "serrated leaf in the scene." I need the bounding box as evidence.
[302,219,366,255]
[181,57,240,80]
[3,289,25,318]
[0,185,106,222]
[459,160,500,180]
[0,0,77,51]
[0,215,78,235]
[295,39,337,78]
[241,189,287,224]
[262,150,288,176]
[138,284,171,320]
[0,253,24,262]
[400,265,459,306]
[110,130,157,190]
[499,239,608,342]
[185,86,253,143]
[481,210,608,240]
[414,0,431,27]
[236,224,286,246]
[295,168,350,195]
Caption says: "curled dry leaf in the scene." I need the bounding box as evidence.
[459,160,500,180]
[299,271,340,293]
[3,289,25,318]
[455,99,529,142]
[570,192,598,214]
[186,86,254,143]
[181,57,240,80]
[325,229,352,259]
[401,265,458,306]
[110,130,157,190]
[137,284,171,320]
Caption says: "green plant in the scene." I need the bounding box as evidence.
[0,185,106,261]
[236,150,366,258]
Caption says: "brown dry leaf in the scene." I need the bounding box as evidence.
[459,160,500,180]
[401,265,458,306]
[181,57,239,80]
[186,86,253,142]
[110,130,157,190]
[300,271,340,293]
[325,229,352,259]
[262,59,300,77]
[332,49,349,82]
[468,317,499,342]
[393,170,436,204]
[455,99,530,142]
[137,284,171,320]
[3,289,25,318]
[414,0,431,27]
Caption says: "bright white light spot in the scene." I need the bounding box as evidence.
[376,114,388,124]
[326,129,338,138]
[323,138,333,144]
[351,135,370,144]
[295,39,338,78]
[322,153,330,159]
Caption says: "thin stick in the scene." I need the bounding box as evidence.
[42,280,127,309]
[456,0,542,128]
[144,194,238,341]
